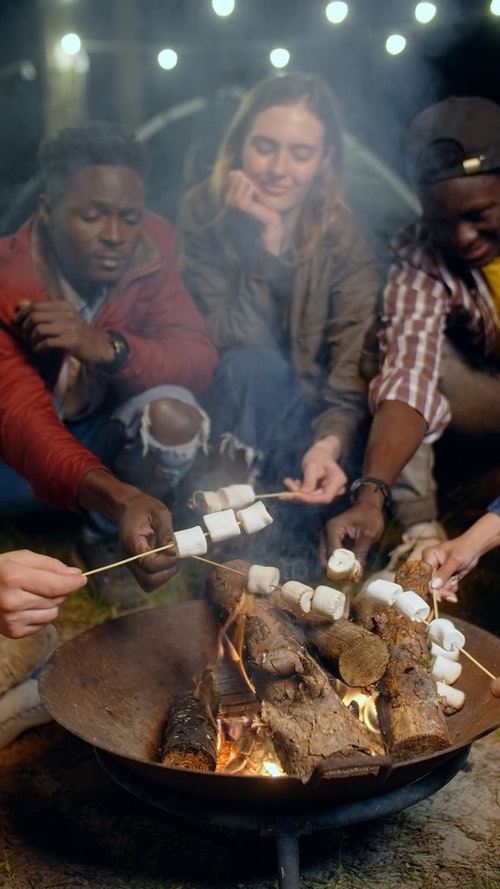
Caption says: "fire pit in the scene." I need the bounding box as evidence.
[39,600,500,888]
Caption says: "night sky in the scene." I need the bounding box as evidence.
[1,0,500,218]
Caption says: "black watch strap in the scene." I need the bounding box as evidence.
[350,476,395,517]
[96,330,131,374]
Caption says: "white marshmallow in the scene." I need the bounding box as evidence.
[326,548,362,582]
[247,564,280,595]
[236,501,273,534]
[428,618,465,652]
[431,655,462,684]
[393,590,431,621]
[191,490,226,513]
[280,581,314,615]
[435,681,466,712]
[363,578,403,605]
[311,585,346,620]
[217,484,256,510]
[173,525,208,558]
[430,641,460,662]
[203,508,242,543]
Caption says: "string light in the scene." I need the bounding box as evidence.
[157,48,178,70]
[385,34,407,55]
[269,47,290,69]
[325,1,349,24]
[415,3,437,24]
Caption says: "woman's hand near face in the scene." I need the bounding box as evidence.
[225,170,285,255]
[282,437,347,505]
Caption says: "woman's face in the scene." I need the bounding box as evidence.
[241,101,327,215]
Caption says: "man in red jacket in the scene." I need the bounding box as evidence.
[0,120,218,605]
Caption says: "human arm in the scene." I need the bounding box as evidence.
[0,550,86,638]
[421,502,500,601]
[324,401,427,561]
[178,183,293,348]
[77,469,178,591]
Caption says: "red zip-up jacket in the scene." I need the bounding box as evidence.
[0,212,219,511]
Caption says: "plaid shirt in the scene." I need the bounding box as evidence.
[369,223,499,442]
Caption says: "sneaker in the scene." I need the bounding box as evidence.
[365,521,448,585]
[77,536,149,608]
[0,678,52,749]
[0,624,58,696]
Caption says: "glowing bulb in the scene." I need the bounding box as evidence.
[385,34,407,55]
[157,48,178,70]
[415,2,436,23]
[269,47,290,69]
[491,0,500,14]
[212,0,235,15]
[60,32,81,55]
[325,1,348,24]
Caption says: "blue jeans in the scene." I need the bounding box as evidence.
[203,346,365,579]
[0,384,207,539]
[205,346,314,486]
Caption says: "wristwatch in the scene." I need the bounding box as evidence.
[96,330,131,374]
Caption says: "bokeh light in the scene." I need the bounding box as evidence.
[212,0,235,16]
[325,2,349,24]
[157,48,178,70]
[385,34,407,55]
[415,3,437,24]
[269,47,290,68]
[60,32,81,55]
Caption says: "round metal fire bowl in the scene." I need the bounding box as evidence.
[39,600,500,810]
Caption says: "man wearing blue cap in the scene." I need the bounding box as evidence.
[327,95,500,579]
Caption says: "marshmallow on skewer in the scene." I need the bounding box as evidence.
[247,564,280,595]
[428,618,465,652]
[203,509,242,543]
[393,590,431,621]
[280,581,314,615]
[172,525,208,558]
[191,490,226,514]
[431,655,463,685]
[326,548,362,582]
[311,585,346,620]
[218,484,256,510]
[363,578,403,606]
[435,681,466,714]
[236,501,273,534]
[430,641,460,662]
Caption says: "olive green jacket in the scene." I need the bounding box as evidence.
[178,180,380,455]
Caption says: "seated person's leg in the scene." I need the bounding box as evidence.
[204,345,313,488]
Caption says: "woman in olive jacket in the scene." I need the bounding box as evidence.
[179,73,380,566]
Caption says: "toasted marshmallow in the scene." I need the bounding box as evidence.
[326,548,362,582]
[280,581,314,615]
[311,585,346,620]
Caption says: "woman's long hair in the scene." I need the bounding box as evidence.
[210,72,344,260]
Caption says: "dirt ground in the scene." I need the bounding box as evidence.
[0,453,500,889]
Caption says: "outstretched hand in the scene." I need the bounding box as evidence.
[117,490,179,591]
[0,551,86,638]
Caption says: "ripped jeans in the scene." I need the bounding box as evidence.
[0,384,208,539]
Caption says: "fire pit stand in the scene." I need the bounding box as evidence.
[95,745,470,889]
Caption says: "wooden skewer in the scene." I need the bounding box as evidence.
[456,646,496,681]
[432,590,439,621]
[83,540,177,576]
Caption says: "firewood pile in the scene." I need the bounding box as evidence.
[158,556,464,778]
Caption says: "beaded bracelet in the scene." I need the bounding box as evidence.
[350,476,395,516]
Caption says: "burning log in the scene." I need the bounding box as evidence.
[206,561,384,776]
[354,571,451,762]
[159,692,218,771]
[305,617,390,687]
